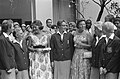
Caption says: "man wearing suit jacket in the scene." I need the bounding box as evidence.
[13,27,29,79]
[100,22,120,79]
[0,20,16,79]
[50,20,74,79]
[90,21,106,79]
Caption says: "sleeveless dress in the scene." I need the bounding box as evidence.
[71,30,92,79]
[29,34,52,79]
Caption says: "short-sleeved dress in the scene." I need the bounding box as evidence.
[71,30,92,79]
[29,33,52,79]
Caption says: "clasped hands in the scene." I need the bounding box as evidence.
[100,67,107,75]
[6,68,18,74]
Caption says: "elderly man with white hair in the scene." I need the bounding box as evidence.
[99,22,120,79]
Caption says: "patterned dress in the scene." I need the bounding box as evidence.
[71,30,92,79]
[29,34,52,79]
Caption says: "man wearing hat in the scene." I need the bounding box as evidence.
[90,21,106,79]
[99,22,120,79]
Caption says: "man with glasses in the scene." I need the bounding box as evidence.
[44,19,55,34]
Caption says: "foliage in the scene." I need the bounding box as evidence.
[108,1,120,17]
[92,0,112,21]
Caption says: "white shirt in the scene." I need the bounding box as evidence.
[95,35,106,46]
[57,31,67,41]
[13,39,23,48]
[105,33,114,44]
[3,32,9,38]
[9,33,15,42]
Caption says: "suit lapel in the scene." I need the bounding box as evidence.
[105,36,117,52]
[14,42,24,52]
[5,36,15,47]
[56,33,63,43]
[91,37,96,49]
[22,39,27,52]
[106,37,115,47]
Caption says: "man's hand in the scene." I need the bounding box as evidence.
[103,68,107,74]
[15,69,18,74]
[51,62,54,67]
[100,67,104,75]
[7,69,13,74]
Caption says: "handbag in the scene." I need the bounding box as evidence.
[83,51,92,58]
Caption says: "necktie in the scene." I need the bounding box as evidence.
[108,39,112,44]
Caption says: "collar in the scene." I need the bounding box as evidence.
[109,33,114,40]
[13,39,23,47]
[3,32,9,38]
[57,31,67,35]
[13,39,20,44]
[96,35,106,40]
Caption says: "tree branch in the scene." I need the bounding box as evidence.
[105,0,112,5]
[75,7,85,19]
[105,6,110,14]
[92,0,101,7]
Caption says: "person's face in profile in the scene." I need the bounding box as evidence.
[9,23,14,33]
[94,27,102,36]
[114,21,120,29]
[14,25,20,31]
[16,27,24,39]
[102,26,107,35]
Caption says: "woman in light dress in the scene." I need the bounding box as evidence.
[28,20,52,79]
[71,19,93,79]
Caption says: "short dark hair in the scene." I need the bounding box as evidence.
[114,17,120,23]
[1,20,13,33]
[46,19,52,23]
[76,19,86,29]
[57,20,66,28]
[86,19,92,24]
[32,20,44,30]
[105,14,114,23]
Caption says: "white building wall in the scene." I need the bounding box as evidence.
[35,0,53,26]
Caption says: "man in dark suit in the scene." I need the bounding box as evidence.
[13,27,29,79]
[90,21,106,79]
[100,22,120,79]
[50,20,74,79]
[0,20,16,79]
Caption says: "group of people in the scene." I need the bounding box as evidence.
[0,14,120,79]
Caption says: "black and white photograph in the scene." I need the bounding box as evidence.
[0,0,120,79]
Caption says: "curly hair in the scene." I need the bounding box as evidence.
[76,19,86,29]
[32,20,44,30]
